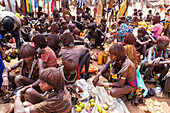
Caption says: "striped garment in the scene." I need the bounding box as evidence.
[34,87,72,113]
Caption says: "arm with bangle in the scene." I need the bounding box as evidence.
[1,60,22,91]
[93,60,112,87]
[2,59,22,77]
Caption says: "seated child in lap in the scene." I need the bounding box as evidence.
[14,67,72,113]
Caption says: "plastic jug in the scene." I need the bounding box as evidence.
[98,52,103,65]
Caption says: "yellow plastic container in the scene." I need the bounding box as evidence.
[98,52,103,65]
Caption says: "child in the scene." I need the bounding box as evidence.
[1,44,44,92]
[140,36,170,84]
[72,27,92,49]
[134,27,155,59]
[32,35,58,68]
[14,67,72,113]
[93,44,144,104]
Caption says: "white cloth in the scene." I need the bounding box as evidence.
[4,0,16,14]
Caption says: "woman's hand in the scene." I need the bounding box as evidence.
[1,77,9,92]
[92,74,100,87]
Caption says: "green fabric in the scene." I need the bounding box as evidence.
[136,68,148,97]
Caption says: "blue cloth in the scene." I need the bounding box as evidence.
[0,34,2,39]
[77,0,85,8]
[142,47,163,63]
[119,23,133,37]
[0,53,5,92]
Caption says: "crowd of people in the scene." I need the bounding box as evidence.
[0,0,170,112]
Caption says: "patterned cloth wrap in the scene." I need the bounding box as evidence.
[119,23,133,41]
[128,87,143,100]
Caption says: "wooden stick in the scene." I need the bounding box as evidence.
[43,0,46,13]
[7,0,12,12]
[47,0,50,22]
[54,0,56,7]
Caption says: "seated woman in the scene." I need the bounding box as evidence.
[14,67,72,113]
[60,31,90,81]
[93,44,144,104]
[1,44,44,92]
[32,34,58,68]
[134,27,155,59]
[140,36,170,84]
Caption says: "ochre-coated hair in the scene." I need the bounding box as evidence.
[138,27,146,37]
[32,34,47,48]
[39,67,65,92]
[59,31,74,46]
[19,44,37,58]
[156,36,170,43]
[72,27,80,36]
[124,33,135,44]
[109,43,125,60]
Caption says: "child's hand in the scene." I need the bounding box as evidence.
[1,77,9,92]
[18,85,32,94]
